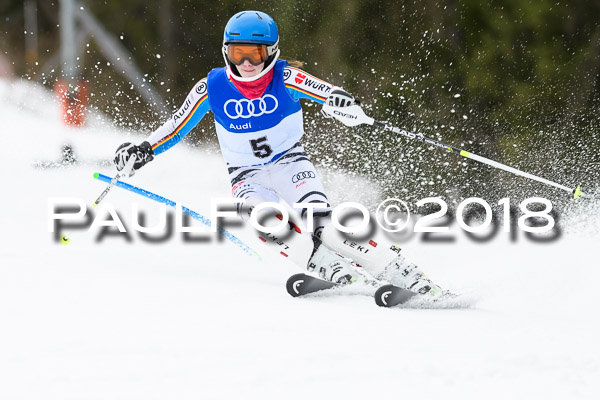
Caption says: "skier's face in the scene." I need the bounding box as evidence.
[238,59,265,78]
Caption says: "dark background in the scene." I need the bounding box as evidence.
[2,0,599,209]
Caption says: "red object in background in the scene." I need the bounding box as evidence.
[55,80,88,126]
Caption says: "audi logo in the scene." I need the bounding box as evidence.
[224,94,279,119]
[292,171,316,183]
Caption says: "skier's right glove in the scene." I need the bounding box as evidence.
[114,141,154,172]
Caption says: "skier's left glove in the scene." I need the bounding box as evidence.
[321,87,359,119]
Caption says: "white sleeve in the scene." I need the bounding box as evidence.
[146,78,209,154]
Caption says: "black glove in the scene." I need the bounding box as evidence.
[114,141,154,172]
[322,87,359,119]
[326,88,358,107]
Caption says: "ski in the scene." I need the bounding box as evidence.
[286,273,338,297]
[286,274,422,307]
[374,284,417,307]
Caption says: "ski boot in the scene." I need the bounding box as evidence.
[307,243,364,285]
[386,257,454,300]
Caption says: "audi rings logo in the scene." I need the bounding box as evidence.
[224,94,279,119]
[292,171,316,183]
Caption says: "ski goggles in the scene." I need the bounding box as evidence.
[226,44,269,66]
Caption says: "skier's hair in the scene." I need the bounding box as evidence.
[286,59,305,68]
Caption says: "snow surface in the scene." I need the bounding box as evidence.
[1,78,599,399]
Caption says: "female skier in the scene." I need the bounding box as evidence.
[114,10,448,299]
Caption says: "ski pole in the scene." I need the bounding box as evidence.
[323,104,588,199]
[94,154,136,206]
[93,172,261,260]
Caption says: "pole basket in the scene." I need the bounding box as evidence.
[55,79,88,127]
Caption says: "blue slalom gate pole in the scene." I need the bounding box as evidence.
[93,172,261,260]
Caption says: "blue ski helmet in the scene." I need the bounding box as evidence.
[222,11,280,71]
[223,11,279,46]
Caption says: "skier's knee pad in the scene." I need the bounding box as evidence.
[232,182,280,221]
